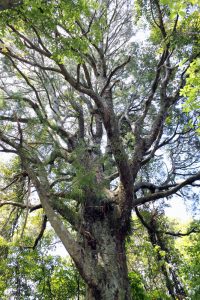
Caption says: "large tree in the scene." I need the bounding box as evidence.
[0,0,199,299]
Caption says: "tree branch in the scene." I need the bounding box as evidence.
[0,115,35,123]
[135,207,199,238]
[165,227,199,237]
[33,214,47,249]
[100,56,131,96]
[0,200,43,212]
[134,172,200,206]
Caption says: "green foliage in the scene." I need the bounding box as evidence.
[0,221,85,299]
[0,0,199,297]
[128,271,148,300]
[135,0,200,55]
[0,0,102,63]
[178,221,200,299]
[127,213,190,298]
[0,247,85,299]
[147,289,170,300]
[181,58,200,134]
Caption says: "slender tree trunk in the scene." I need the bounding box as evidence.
[148,216,186,299]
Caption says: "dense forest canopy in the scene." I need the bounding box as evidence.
[0,0,199,299]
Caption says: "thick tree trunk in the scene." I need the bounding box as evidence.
[84,239,131,300]
[85,249,131,300]
[77,208,132,300]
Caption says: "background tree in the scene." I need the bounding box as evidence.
[127,213,200,300]
[0,237,86,299]
[178,220,200,300]
[0,0,199,299]
[0,167,86,300]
